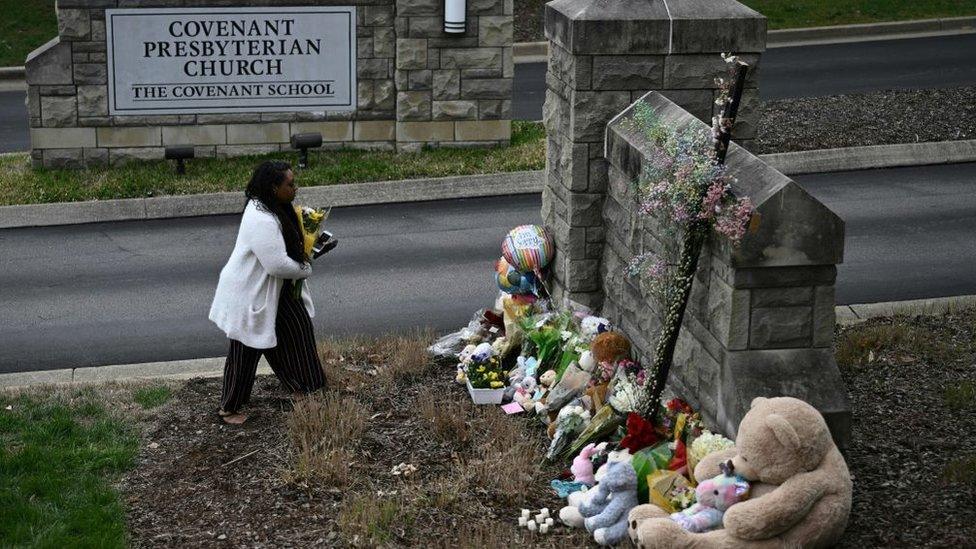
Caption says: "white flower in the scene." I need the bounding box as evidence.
[690,431,735,463]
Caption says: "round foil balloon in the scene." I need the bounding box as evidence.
[495,257,536,294]
[502,225,554,273]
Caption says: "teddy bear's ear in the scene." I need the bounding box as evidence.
[750,396,768,408]
[765,413,801,451]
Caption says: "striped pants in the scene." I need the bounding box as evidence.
[220,283,326,413]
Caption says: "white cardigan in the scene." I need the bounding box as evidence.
[209,200,314,349]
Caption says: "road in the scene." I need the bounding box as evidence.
[2,34,975,152]
[2,162,975,374]
[513,33,976,119]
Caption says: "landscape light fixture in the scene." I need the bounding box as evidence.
[444,0,465,33]
[290,132,323,169]
[164,145,194,175]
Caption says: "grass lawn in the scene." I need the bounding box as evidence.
[0,382,173,547]
[0,0,55,67]
[513,0,976,41]
[740,0,976,29]
[0,121,544,206]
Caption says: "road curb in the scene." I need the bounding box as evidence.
[766,15,976,47]
[511,16,976,63]
[4,294,976,389]
[0,170,544,229]
[836,294,976,326]
[761,139,976,176]
[0,66,25,80]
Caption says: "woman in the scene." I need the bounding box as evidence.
[208,160,326,424]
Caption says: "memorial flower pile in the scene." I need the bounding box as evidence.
[428,57,754,542]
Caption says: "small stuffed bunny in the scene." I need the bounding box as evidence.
[571,443,599,486]
[670,470,750,533]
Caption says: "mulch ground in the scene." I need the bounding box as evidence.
[834,312,976,548]
[119,359,594,548]
[755,86,976,153]
[119,311,976,547]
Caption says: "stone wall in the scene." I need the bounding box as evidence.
[26,0,513,168]
[541,0,851,446]
[394,0,513,151]
[601,93,849,446]
[542,0,765,311]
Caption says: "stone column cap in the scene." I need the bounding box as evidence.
[545,0,766,55]
[607,91,844,269]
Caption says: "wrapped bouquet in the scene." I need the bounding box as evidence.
[292,205,330,299]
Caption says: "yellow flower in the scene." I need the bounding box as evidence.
[490,381,504,388]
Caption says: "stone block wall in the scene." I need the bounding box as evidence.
[26,0,512,168]
[394,0,513,151]
[601,93,850,447]
[542,0,765,312]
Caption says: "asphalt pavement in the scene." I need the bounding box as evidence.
[513,33,976,119]
[2,162,975,374]
[0,89,28,153]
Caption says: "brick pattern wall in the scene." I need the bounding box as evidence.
[541,0,765,311]
[394,0,513,151]
[600,94,850,447]
[26,0,512,168]
[542,0,850,446]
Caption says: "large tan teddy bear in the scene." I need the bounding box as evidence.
[628,397,852,548]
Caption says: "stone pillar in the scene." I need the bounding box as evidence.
[394,0,514,151]
[542,0,766,309]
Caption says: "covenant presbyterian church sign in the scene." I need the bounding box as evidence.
[105,7,356,114]
[25,0,514,168]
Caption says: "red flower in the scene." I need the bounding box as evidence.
[665,398,693,414]
[668,439,687,471]
[618,412,659,453]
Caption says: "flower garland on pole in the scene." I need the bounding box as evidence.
[626,55,755,421]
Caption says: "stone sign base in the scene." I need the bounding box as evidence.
[26,0,515,168]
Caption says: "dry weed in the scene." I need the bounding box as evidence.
[459,407,539,502]
[373,331,435,392]
[422,473,468,511]
[431,522,522,549]
[337,492,410,546]
[418,396,473,446]
[283,391,369,488]
[835,323,908,366]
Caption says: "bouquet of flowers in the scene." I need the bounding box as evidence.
[546,404,591,461]
[292,205,330,299]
